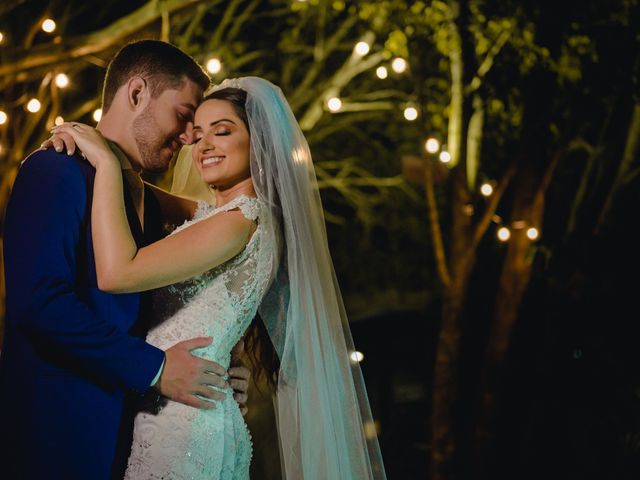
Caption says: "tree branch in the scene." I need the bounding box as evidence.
[0,0,208,78]
[288,14,360,110]
[298,49,386,131]
[425,159,452,288]
[465,27,512,95]
[471,162,516,250]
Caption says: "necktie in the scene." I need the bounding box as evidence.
[122,169,145,231]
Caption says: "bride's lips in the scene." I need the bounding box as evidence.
[200,155,225,168]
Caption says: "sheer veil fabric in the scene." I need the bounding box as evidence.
[171,77,386,479]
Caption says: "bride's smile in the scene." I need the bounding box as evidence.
[192,99,251,191]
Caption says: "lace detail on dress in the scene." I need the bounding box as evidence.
[125,195,273,480]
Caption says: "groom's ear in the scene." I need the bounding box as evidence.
[126,76,149,111]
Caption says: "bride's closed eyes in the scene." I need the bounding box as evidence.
[192,118,237,143]
[192,129,232,143]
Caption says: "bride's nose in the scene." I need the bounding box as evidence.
[197,135,215,152]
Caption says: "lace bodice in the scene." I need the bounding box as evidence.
[147,194,272,365]
[125,194,274,479]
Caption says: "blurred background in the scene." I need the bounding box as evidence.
[1,0,640,478]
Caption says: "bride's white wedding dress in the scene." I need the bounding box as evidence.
[124,195,273,480]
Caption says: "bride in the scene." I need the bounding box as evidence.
[52,77,386,479]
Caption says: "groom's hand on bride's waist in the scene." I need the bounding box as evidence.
[156,336,228,409]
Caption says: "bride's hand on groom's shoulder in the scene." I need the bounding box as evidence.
[45,122,114,169]
[40,129,78,156]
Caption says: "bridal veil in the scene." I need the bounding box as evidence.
[171,76,386,479]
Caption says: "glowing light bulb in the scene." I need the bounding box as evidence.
[206,58,222,74]
[42,19,56,33]
[391,57,407,73]
[403,107,418,121]
[0,32,4,44]
[93,109,102,122]
[0,110,7,125]
[54,116,64,126]
[497,227,511,242]
[376,66,388,79]
[480,183,494,196]
[354,41,370,56]
[425,137,440,154]
[527,227,539,240]
[438,150,451,163]
[27,99,41,113]
[327,97,342,112]
[55,73,69,88]
[350,351,364,363]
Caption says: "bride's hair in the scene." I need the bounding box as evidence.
[203,87,280,389]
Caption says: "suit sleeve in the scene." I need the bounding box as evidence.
[5,151,164,394]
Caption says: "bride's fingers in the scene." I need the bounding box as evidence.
[40,139,54,150]
[228,377,249,394]
[233,392,248,404]
[42,132,77,155]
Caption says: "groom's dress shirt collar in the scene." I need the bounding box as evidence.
[106,140,136,171]
[106,140,145,230]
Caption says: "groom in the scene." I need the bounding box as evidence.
[0,40,249,479]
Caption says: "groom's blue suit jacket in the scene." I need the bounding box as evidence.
[0,150,166,479]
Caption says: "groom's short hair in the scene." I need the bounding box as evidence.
[101,39,210,112]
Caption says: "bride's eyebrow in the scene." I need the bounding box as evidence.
[192,118,237,130]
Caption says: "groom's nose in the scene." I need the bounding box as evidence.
[179,122,194,145]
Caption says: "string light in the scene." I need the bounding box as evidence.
[527,227,539,240]
[364,420,378,439]
[350,351,364,363]
[27,99,41,113]
[0,110,7,125]
[354,41,370,56]
[0,32,4,44]
[206,58,222,74]
[55,73,69,88]
[404,107,418,121]
[376,66,388,79]
[439,150,451,163]
[327,97,342,112]
[391,57,407,73]
[425,137,440,154]
[54,116,64,126]
[41,19,56,33]
[497,227,511,242]
[93,109,102,122]
[480,182,493,196]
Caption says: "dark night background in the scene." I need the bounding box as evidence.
[2,0,640,478]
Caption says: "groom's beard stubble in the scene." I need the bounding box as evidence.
[132,104,171,173]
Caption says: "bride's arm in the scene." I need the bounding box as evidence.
[53,123,255,294]
[42,127,198,226]
[145,182,197,226]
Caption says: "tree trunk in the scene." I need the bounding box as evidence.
[431,271,472,480]
[596,101,640,230]
[475,145,561,478]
